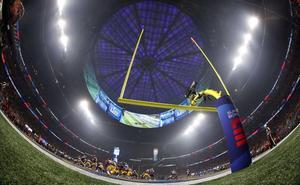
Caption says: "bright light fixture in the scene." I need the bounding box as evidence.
[184,127,193,136]
[58,18,66,31]
[232,16,258,72]
[85,110,93,117]
[79,100,95,125]
[184,113,205,136]
[60,34,69,52]
[198,113,205,119]
[193,113,205,126]
[238,45,248,56]
[248,16,259,30]
[234,56,242,65]
[232,56,242,71]
[90,118,95,124]
[57,0,67,15]
[244,33,252,44]
[232,64,238,71]
[79,100,89,109]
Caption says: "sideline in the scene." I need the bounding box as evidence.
[252,123,299,163]
[1,110,299,185]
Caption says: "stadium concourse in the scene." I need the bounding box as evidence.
[0,0,300,184]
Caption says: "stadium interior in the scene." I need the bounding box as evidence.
[0,0,299,184]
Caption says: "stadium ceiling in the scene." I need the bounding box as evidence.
[93,1,206,114]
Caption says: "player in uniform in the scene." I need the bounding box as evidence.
[266,126,276,148]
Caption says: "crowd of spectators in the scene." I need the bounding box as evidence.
[249,99,300,157]
[0,79,176,181]
[3,64,298,181]
[1,46,299,181]
[0,81,142,179]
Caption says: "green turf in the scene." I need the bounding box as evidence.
[0,115,114,185]
[0,114,299,185]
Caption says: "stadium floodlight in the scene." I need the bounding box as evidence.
[192,120,200,127]
[243,33,252,45]
[57,0,66,15]
[184,127,193,136]
[79,100,89,110]
[248,16,259,30]
[234,56,242,65]
[232,64,238,71]
[84,110,95,125]
[59,34,69,52]
[197,113,205,120]
[85,109,93,117]
[58,18,66,31]
[193,113,205,125]
[238,45,248,56]
[79,100,95,124]
[232,56,242,71]
[185,113,205,136]
[90,118,95,124]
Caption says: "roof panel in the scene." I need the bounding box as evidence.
[93,1,205,114]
